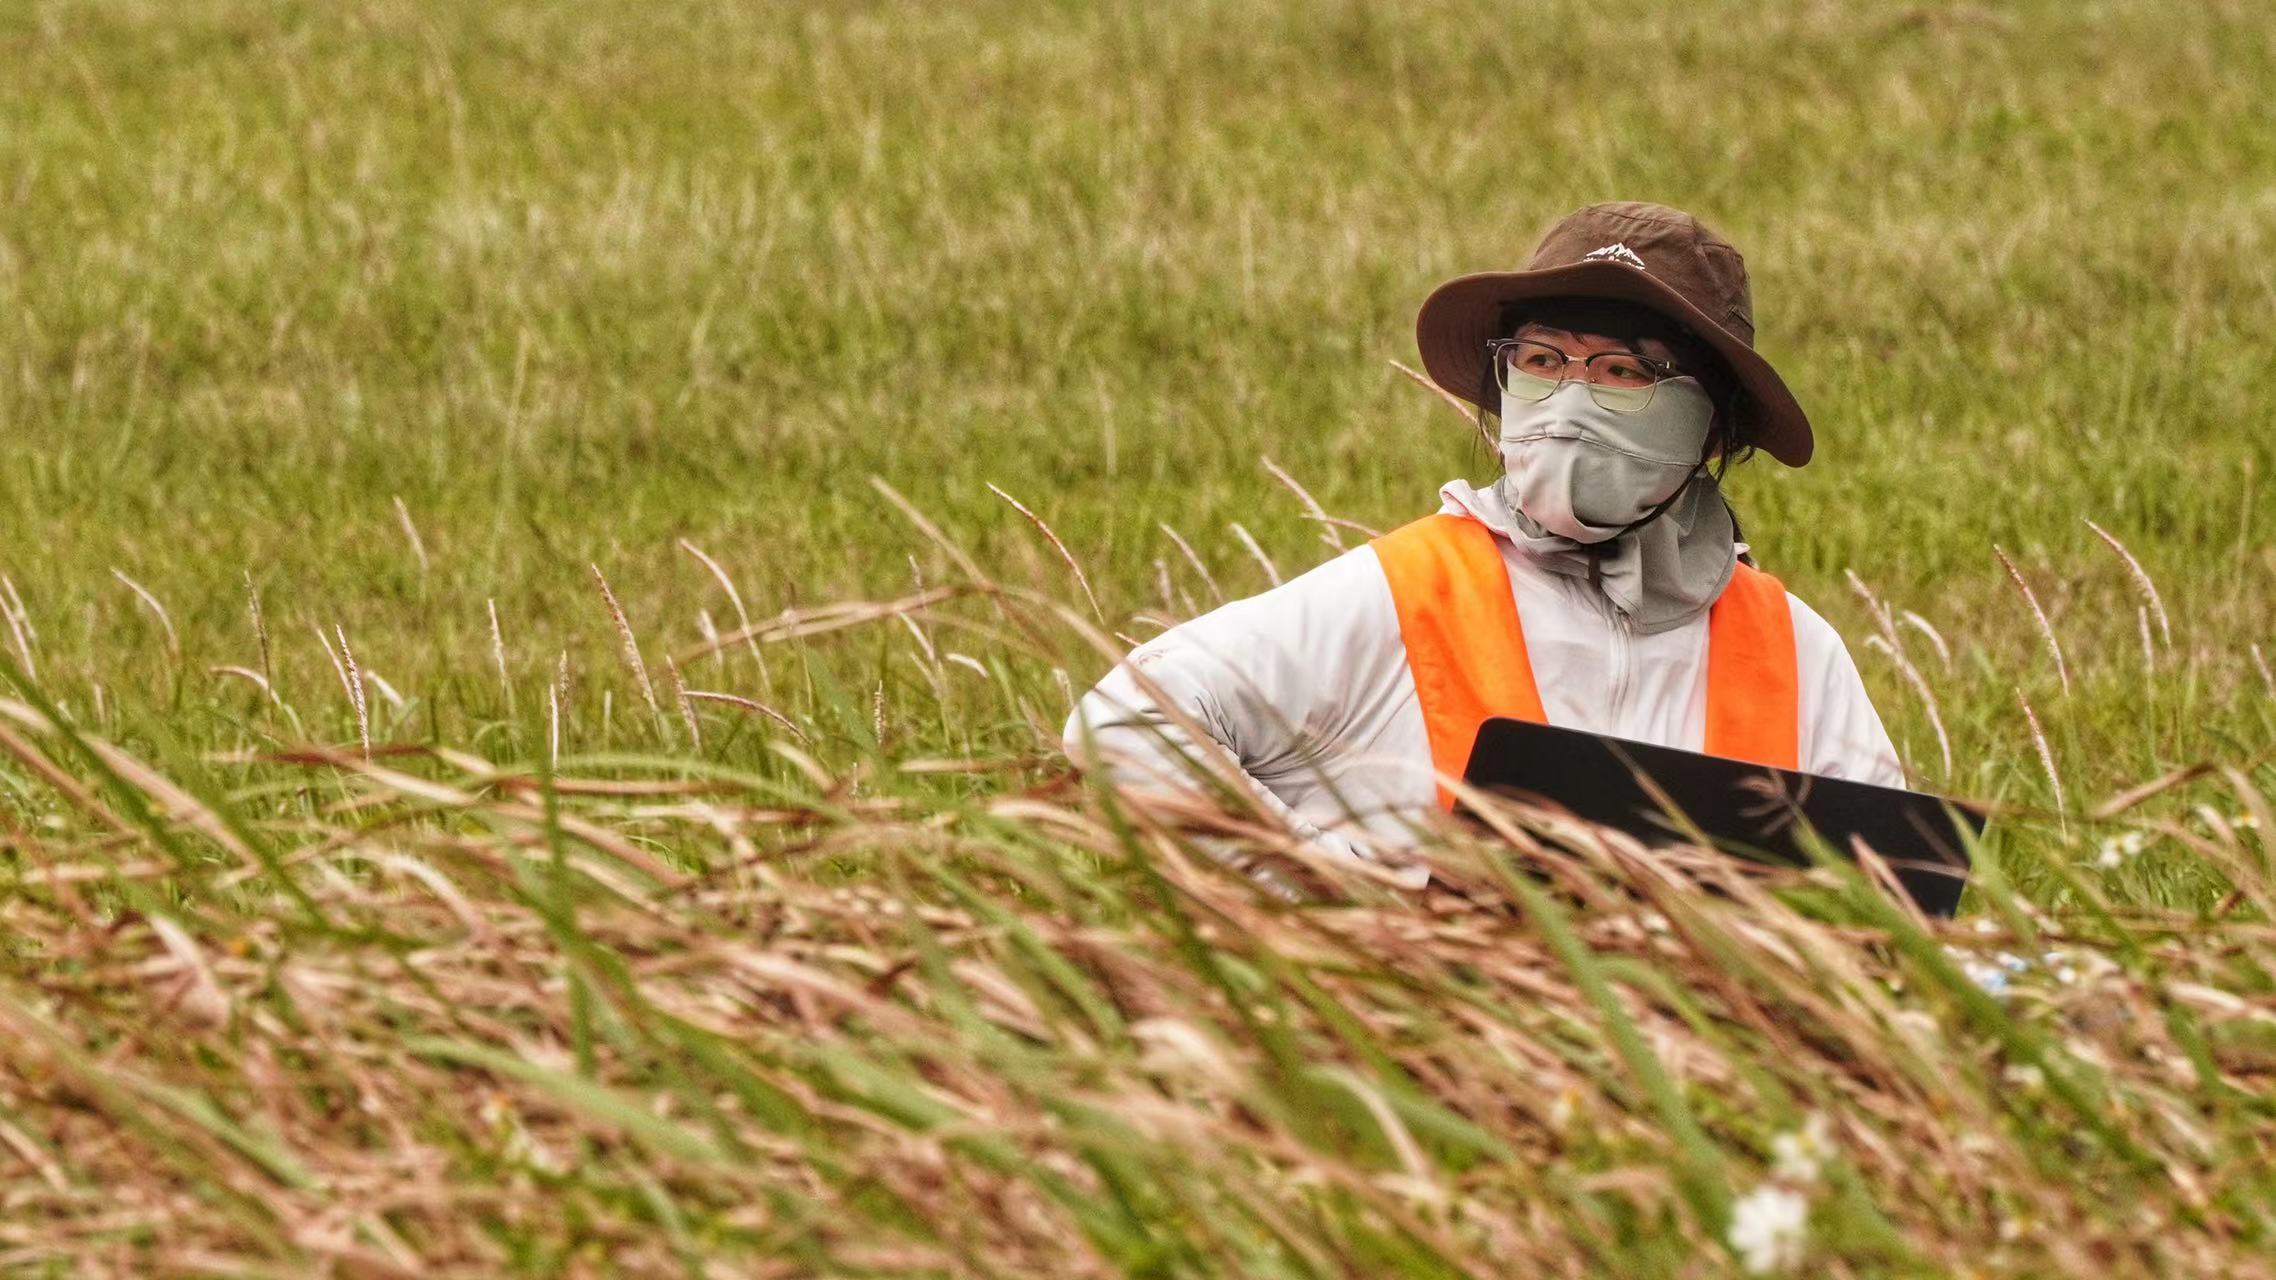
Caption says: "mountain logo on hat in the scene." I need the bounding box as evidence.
[1582,243,1649,271]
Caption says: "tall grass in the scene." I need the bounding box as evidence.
[2,0,2274,1272]
[0,549,2272,1273]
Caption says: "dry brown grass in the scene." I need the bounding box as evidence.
[0,598,2272,1275]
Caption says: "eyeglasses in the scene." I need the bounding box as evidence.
[1487,337,1681,414]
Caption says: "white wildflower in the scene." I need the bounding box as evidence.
[1945,946,2012,998]
[2094,830,2145,869]
[1728,1184,1810,1274]
[1968,962,2010,997]
[2003,1063,2046,1090]
[2040,950,2078,985]
[1770,1113,1835,1184]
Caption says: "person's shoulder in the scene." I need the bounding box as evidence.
[1127,539,1402,689]
[1250,539,1392,596]
[1168,540,1392,638]
[1726,560,1845,645]
[1778,585,1837,637]
[1771,582,1865,672]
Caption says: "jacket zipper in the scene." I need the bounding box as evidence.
[1569,573,1635,731]
[1605,606,1634,731]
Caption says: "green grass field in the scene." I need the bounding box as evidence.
[4,0,2275,1274]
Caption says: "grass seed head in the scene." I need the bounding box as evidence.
[592,563,666,738]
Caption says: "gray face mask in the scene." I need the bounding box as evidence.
[1496,377,1715,543]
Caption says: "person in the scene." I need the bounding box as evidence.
[1063,201,1901,884]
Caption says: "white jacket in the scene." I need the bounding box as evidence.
[1064,480,1903,872]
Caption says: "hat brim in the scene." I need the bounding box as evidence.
[1414,260,1814,467]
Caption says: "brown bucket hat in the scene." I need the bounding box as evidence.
[1415,201,1813,466]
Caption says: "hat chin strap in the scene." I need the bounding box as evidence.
[1575,455,1704,584]
[1601,445,1711,541]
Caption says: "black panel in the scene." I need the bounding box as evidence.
[1460,718,1979,917]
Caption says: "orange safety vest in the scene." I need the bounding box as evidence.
[1372,513,1799,809]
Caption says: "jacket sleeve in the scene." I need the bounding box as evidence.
[1060,545,1414,861]
[1788,595,1908,788]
